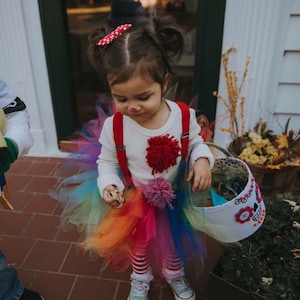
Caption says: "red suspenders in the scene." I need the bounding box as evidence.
[176,101,190,161]
[113,102,190,185]
[113,112,134,185]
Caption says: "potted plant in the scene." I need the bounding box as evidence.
[213,48,300,197]
[208,193,300,300]
[228,120,300,197]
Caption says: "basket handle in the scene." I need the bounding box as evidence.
[206,142,233,158]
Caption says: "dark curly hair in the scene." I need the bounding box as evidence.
[87,15,186,89]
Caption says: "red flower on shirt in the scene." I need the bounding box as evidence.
[146,134,181,175]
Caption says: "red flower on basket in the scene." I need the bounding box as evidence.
[144,177,175,209]
[146,134,181,175]
[235,206,254,224]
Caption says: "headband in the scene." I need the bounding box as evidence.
[96,24,132,46]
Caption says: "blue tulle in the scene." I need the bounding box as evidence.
[166,159,206,265]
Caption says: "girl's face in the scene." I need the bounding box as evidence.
[109,74,169,128]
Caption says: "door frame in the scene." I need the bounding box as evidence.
[193,0,226,122]
[38,0,76,141]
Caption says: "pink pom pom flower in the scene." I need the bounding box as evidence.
[144,178,175,209]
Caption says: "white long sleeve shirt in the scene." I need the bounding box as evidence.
[97,100,214,196]
[0,79,33,156]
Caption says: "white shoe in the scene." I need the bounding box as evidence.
[168,277,196,300]
[127,279,150,300]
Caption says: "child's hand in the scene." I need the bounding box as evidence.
[103,185,125,208]
[187,158,212,192]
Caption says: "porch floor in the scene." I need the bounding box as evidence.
[0,156,223,300]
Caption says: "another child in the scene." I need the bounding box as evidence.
[0,79,42,300]
[56,16,215,300]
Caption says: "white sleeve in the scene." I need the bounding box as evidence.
[0,79,33,156]
[5,110,34,156]
[97,117,125,197]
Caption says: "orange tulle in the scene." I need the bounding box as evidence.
[82,188,156,268]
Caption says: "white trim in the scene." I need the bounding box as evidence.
[0,0,63,157]
[21,0,62,156]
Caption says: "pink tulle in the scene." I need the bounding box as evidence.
[81,186,199,276]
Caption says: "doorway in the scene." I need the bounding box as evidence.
[38,0,226,150]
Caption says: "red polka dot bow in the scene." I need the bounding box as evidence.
[97,24,132,46]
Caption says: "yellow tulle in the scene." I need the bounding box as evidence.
[183,206,236,243]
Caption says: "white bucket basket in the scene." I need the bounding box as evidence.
[191,144,266,243]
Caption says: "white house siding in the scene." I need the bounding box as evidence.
[273,1,300,130]
[214,0,300,149]
[0,0,298,156]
